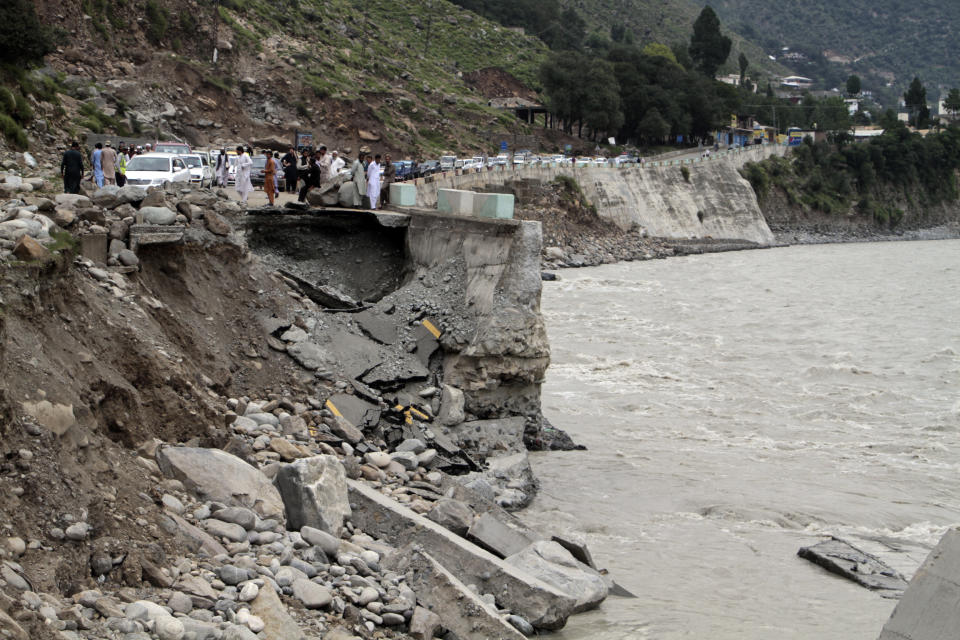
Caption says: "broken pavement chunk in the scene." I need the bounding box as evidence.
[505,541,609,614]
[286,342,328,371]
[353,308,398,344]
[467,512,536,559]
[798,537,908,593]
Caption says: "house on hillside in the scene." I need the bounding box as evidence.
[780,75,813,90]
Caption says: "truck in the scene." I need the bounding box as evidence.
[439,155,457,172]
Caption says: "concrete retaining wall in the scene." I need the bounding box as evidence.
[411,145,785,245]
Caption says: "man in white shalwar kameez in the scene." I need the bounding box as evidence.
[366,154,382,210]
[234,146,253,204]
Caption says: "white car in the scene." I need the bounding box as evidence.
[124,153,193,187]
[495,154,509,166]
[182,153,214,187]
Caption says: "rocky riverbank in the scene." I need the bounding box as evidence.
[0,152,613,640]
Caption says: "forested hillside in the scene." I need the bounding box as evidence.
[713,0,960,92]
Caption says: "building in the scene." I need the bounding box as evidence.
[780,76,813,90]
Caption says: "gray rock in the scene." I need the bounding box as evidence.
[218,565,249,586]
[167,591,194,614]
[291,578,332,609]
[204,519,247,543]
[506,614,535,636]
[273,456,351,535]
[396,438,426,454]
[65,522,91,540]
[116,185,147,204]
[467,512,537,559]
[117,249,139,266]
[125,600,169,621]
[438,385,466,426]
[504,541,608,614]
[286,341,328,371]
[212,506,258,531]
[90,186,120,208]
[140,206,177,225]
[222,625,259,640]
[390,451,419,470]
[155,446,285,521]
[426,498,475,536]
[156,615,185,640]
[408,606,442,640]
[300,526,340,557]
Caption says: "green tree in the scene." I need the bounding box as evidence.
[904,77,931,128]
[638,108,671,144]
[846,75,861,96]
[0,0,53,65]
[689,6,731,78]
[642,43,678,64]
[738,52,748,84]
[943,88,960,116]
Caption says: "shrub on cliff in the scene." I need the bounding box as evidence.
[0,0,53,65]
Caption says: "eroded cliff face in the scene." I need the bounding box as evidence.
[404,215,550,420]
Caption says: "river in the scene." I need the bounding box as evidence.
[524,240,960,639]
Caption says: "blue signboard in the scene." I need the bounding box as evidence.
[500,141,508,151]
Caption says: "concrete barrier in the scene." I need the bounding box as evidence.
[473,193,515,220]
[878,528,960,640]
[437,189,475,216]
[389,182,417,207]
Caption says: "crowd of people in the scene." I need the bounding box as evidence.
[60,139,400,211]
[60,140,158,194]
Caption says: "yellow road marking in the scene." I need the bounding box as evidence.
[422,319,441,338]
[325,400,342,417]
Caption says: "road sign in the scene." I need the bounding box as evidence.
[500,141,508,151]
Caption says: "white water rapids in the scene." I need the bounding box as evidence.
[524,239,960,639]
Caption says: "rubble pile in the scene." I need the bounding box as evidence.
[0,172,612,640]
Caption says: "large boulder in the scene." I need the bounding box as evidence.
[54,193,92,209]
[273,456,350,535]
[90,186,121,208]
[156,446,285,521]
[504,541,608,614]
[140,206,177,225]
[249,581,305,640]
[116,185,147,205]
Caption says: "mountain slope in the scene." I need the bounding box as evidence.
[712,0,960,91]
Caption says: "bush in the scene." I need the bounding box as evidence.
[0,113,27,149]
[680,165,690,183]
[13,92,32,123]
[145,0,169,44]
[0,0,53,65]
[0,87,15,115]
[741,162,769,199]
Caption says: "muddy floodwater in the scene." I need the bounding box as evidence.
[525,240,960,639]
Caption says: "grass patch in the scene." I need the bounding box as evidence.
[0,113,27,149]
[78,101,131,136]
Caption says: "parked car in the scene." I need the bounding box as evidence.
[512,154,525,166]
[494,154,509,166]
[393,161,415,181]
[154,141,191,155]
[124,153,193,187]
[182,153,214,187]
[249,156,285,189]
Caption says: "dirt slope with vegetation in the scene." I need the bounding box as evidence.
[1,0,553,158]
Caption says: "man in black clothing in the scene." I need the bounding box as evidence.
[282,146,298,193]
[298,154,321,203]
[60,141,85,194]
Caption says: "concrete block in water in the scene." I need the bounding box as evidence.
[385,547,526,640]
[879,529,960,640]
[473,192,515,219]
[467,512,536,558]
[389,183,417,207]
[437,188,474,216]
[347,479,576,629]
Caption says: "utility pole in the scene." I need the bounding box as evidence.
[212,0,220,64]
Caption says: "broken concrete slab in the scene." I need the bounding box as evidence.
[347,479,576,630]
[384,547,526,640]
[552,534,597,570]
[447,417,527,458]
[128,224,185,251]
[879,529,960,639]
[286,341,328,371]
[798,537,908,593]
[273,456,351,536]
[467,512,536,559]
[156,446,285,521]
[425,498,475,536]
[505,541,608,615]
[437,384,465,427]
[412,323,440,368]
[353,308,398,345]
[359,356,431,389]
[326,394,381,429]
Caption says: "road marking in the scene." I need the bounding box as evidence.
[325,400,342,417]
[422,319,441,338]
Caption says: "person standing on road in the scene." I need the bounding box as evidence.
[263,149,277,207]
[216,148,229,187]
[91,142,104,188]
[330,150,345,176]
[366,154,382,210]
[282,146,298,193]
[61,141,85,194]
[316,146,331,185]
[116,147,127,186]
[101,142,117,186]
[235,145,254,204]
[298,153,320,203]
[381,153,395,205]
